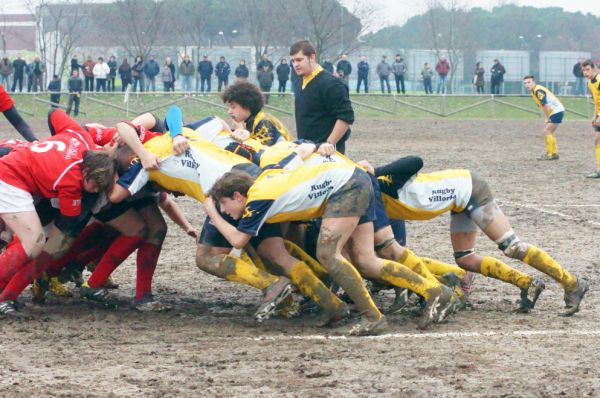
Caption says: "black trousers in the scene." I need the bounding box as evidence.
[394,74,405,94]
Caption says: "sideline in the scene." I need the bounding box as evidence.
[500,200,600,228]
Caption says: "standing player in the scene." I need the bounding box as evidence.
[523,76,564,160]
[581,60,600,178]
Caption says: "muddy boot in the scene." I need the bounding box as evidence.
[347,315,389,336]
[103,276,119,290]
[254,278,294,323]
[561,277,589,317]
[385,287,413,314]
[0,300,27,318]
[517,277,545,313]
[418,285,457,330]
[316,303,350,328]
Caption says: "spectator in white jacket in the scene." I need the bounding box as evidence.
[93,57,110,92]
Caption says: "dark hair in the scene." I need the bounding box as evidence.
[582,59,597,68]
[221,81,264,115]
[289,40,316,57]
[81,150,118,193]
[523,75,535,81]
[209,171,255,201]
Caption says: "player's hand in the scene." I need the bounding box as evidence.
[172,135,190,155]
[317,142,335,156]
[357,160,375,175]
[140,153,161,170]
[203,196,217,216]
[186,226,200,240]
[295,142,317,159]
[231,128,250,142]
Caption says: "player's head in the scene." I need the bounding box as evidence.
[289,40,317,77]
[81,150,118,193]
[523,75,536,91]
[582,60,597,79]
[209,171,255,220]
[221,81,264,121]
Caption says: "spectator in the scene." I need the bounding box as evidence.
[30,56,45,92]
[356,55,369,93]
[490,59,506,95]
[391,54,407,94]
[215,56,231,92]
[474,61,485,94]
[257,64,274,104]
[132,56,145,92]
[25,60,33,92]
[160,60,173,92]
[276,58,290,93]
[256,53,273,77]
[11,56,26,92]
[421,62,433,94]
[144,55,160,92]
[107,55,117,92]
[93,57,109,92]
[0,56,12,89]
[336,53,352,86]
[166,57,176,92]
[376,55,391,94]
[118,58,132,92]
[321,56,334,74]
[47,74,61,108]
[82,56,95,92]
[573,58,585,96]
[178,54,194,92]
[435,55,450,94]
[235,59,249,80]
[70,55,82,73]
[66,69,83,116]
[197,55,213,93]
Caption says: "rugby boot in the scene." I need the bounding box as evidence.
[316,302,350,327]
[134,295,172,312]
[561,277,589,317]
[517,277,545,313]
[0,300,26,318]
[347,314,389,336]
[49,277,72,297]
[103,276,119,290]
[537,153,559,161]
[585,171,600,179]
[418,285,457,330]
[254,278,294,323]
[31,274,49,304]
[274,294,302,319]
[59,261,84,286]
[80,282,118,307]
[385,287,413,314]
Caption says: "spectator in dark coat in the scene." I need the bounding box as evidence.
[435,56,450,94]
[66,69,83,116]
[256,53,274,77]
[132,56,145,92]
[391,54,407,94]
[573,58,585,96]
[82,56,95,92]
[118,58,132,92]
[276,58,290,93]
[30,56,45,93]
[235,59,249,80]
[376,55,391,94]
[47,74,61,107]
[107,55,117,92]
[257,64,274,104]
[70,55,82,73]
[215,56,231,92]
[143,55,160,91]
[0,56,12,89]
[336,54,352,86]
[160,61,173,92]
[321,56,334,74]
[166,57,176,92]
[490,59,505,95]
[356,55,369,93]
[197,55,213,92]
[11,56,26,92]
[474,61,485,94]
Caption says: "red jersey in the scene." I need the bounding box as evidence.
[84,124,163,146]
[0,84,14,113]
[0,109,96,216]
[0,138,30,151]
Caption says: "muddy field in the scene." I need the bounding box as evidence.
[1,116,600,397]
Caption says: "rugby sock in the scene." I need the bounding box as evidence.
[545,135,553,156]
[241,246,267,271]
[480,256,531,289]
[380,259,441,300]
[288,261,344,312]
[216,255,278,290]
[284,240,330,283]
[421,257,466,277]
[327,257,381,321]
[87,235,143,289]
[550,135,558,156]
[596,144,600,172]
[135,242,161,300]
[522,246,577,291]
[0,238,30,285]
[0,252,53,301]
[398,249,439,283]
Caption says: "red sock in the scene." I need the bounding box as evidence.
[0,252,53,301]
[87,235,143,289]
[135,242,161,300]
[0,237,30,286]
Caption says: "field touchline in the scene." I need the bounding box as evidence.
[500,200,600,228]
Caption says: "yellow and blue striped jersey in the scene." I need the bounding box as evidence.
[589,74,600,114]
[380,169,472,220]
[531,84,564,116]
[237,162,357,236]
[118,127,254,202]
[246,111,293,145]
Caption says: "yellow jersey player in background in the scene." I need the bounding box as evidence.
[524,76,564,160]
[581,60,600,178]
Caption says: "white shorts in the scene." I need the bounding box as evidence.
[0,179,35,213]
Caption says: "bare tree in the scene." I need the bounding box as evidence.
[235,0,283,63]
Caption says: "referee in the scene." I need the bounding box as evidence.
[289,40,354,155]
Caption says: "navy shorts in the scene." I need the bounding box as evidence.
[548,111,564,124]
[199,213,283,249]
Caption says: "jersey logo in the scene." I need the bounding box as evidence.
[536,92,545,100]
[242,207,257,219]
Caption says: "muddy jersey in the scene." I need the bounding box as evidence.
[531,84,564,116]
[245,111,292,145]
[589,73,600,114]
[118,127,253,202]
[0,84,14,113]
[380,169,473,220]
[237,162,356,236]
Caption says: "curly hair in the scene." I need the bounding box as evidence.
[220,81,264,115]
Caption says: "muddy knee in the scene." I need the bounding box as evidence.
[454,248,479,270]
[496,230,530,260]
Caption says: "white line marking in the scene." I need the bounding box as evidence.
[500,201,600,228]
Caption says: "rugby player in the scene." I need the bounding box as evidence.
[581,60,600,178]
[363,157,588,315]
[0,84,37,142]
[523,76,564,160]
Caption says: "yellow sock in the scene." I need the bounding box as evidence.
[241,246,267,271]
[288,261,344,312]
[596,144,600,172]
[217,255,278,290]
[283,240,329,282]
[522,246,577,290]
[550,135,558,156]
[398,249,439,283]
[380,259,441,300]
[480,256,531,289]
[545,134,553,156]
[422,257,466,278]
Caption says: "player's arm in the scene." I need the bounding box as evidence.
[202,197,251,249]
[116,122,160,170]
[159,194,199,239]
[108,161,147,203]
[165,105,189,155]
[0,84,37,142]
[320,80,354,156]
